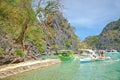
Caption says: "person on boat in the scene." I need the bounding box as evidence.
[90,53,97,59]
[98,51,105,59]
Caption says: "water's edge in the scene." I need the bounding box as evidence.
[0,59,61,79]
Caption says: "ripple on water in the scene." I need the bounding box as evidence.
[2,54,120,80]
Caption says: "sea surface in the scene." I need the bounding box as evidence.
[3,52,120,80]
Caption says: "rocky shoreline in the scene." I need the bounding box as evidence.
[0,59,61,79]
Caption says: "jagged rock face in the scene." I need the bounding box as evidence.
[0,12,79,65]
[46,12,78,52]
[102,21,120,32]
[96,19,120,50]
[0,31,40,65]
[84,19,120,50]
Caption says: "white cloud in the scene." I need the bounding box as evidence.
[63,0,120,28]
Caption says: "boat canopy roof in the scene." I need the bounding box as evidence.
[78,49,95,54]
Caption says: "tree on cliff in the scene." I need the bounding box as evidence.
[0,0,36,46]
[17,0,62,47]
[0,0,63,64]
[16,0,36,46]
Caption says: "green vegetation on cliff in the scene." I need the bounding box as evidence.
[0,0,82,65]
[84,36,99,49]
[84,19,120,50]
[0,48,4,55]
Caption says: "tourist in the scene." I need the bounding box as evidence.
[98,51,105,59]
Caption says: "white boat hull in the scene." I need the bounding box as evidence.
[80,57,111,63]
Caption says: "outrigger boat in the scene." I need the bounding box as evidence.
[79,49,111,63]
[80,56,111,63]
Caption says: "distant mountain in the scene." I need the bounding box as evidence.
[84,19,120,50]
[84,36,98,49]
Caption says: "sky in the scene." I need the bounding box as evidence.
[62,0,120,40]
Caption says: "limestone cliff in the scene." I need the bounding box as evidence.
[0,12,79,65]
[96,19,120,50]
[84,19,120,50]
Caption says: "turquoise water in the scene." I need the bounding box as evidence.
[3,53,120,80]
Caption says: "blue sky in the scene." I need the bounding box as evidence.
[62,0,120,40]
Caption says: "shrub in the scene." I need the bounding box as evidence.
[65,39,72,49]
[36,41,45,53]
[0,48,4,55]
[52,44,58,50]
[15,49,24,57]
